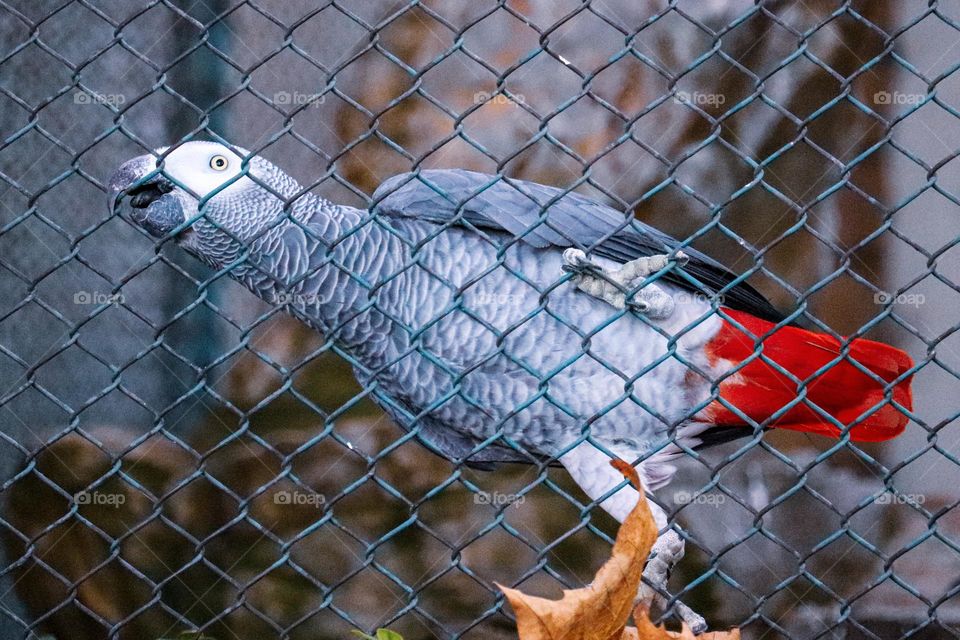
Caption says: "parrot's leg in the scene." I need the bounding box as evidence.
[559,442,707,634]
[560,248,687,318]
[640,529,706,634]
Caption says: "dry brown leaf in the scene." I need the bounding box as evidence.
[499,458,740,640]
[623,608,741,640]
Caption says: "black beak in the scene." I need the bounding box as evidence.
[127,179,174,209]
[109,156,183,238]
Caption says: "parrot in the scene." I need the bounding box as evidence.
[109,140,914,631]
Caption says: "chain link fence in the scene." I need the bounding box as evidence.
[0,0,956,638]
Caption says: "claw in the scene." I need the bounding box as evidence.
[639,578,707,634]
[638,530,708,634]
[561,248,602,276]
[637,580,707,633]
[561,248,683,319]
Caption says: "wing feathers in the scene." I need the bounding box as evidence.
[373,170,784,322]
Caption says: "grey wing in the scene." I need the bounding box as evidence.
[373,169,784,323]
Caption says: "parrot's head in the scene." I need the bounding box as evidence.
[109,141,301,264]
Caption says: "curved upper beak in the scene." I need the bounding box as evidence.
[109,155,156,195]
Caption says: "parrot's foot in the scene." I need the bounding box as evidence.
[639,530,707,634]
[560,248,687,318]
[557,443,706,632]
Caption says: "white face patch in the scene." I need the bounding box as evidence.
[155,141,255,200]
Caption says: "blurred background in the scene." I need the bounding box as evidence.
[0,0,958,638]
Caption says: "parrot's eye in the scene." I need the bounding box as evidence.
[209,155,229,171]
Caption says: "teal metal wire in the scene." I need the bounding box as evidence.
[0,1,946,639]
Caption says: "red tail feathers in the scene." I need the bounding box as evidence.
[703,308,914,441]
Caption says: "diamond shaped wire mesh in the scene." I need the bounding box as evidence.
[0,0,956,639]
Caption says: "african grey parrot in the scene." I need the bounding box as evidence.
[109,141,914,631]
